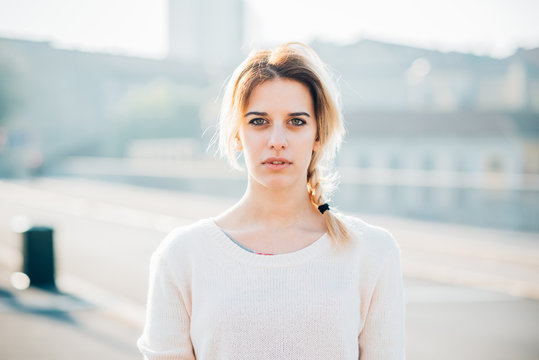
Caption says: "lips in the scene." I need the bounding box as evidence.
[262,157,292,170]
[263,157,291,164]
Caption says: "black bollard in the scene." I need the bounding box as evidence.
[22,226,56,290]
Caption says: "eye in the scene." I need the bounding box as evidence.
[248,118,267,126]
[289,118,306,126]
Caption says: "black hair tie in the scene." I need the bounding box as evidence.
[318,203,330,214]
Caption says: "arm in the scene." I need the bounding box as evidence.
[137,252,195,360]
[359,245,406,360]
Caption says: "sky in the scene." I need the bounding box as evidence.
[0,0,538,59]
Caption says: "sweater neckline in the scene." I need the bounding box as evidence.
[203,218,331,267]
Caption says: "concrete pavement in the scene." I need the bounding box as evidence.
[0,267,141,360]
[1,177,538,359]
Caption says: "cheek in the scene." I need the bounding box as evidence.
[240,132,264,160]
[241,130,260,144]
[297,131,318,154]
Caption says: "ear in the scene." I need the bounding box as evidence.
[235,136,243,151]
[312,139,321,152]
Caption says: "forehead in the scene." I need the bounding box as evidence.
[245,78,314,113]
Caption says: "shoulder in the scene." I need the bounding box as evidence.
[340,214,400,260]
[152,218,212,263]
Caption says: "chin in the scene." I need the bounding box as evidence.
[251,173,299,191]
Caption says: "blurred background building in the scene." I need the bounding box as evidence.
[168,0,244,70]
[0,0,538,231]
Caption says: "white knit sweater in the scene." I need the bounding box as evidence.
[137,216,405,360]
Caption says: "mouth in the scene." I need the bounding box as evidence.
[262,158,292,169]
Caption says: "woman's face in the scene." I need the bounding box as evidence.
[238,78,320,191]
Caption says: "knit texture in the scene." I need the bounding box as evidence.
[137,216,406,360]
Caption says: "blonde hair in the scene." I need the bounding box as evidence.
[217,42,352,248]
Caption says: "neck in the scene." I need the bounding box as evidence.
[234,177,320,229]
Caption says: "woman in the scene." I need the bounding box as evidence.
[138,42,405,359]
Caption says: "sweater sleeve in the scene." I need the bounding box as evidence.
[137,251,195,360]
[358,244,406,360]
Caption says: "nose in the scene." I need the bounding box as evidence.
[268,124,287,150]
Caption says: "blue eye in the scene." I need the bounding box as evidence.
[249,118,267,126]
[290,118,306,126]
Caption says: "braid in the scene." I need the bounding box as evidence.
[307,154,324,207]
[307,153,351,250]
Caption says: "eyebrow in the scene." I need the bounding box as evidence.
[244,111,311,117]
[244,111,267,117]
